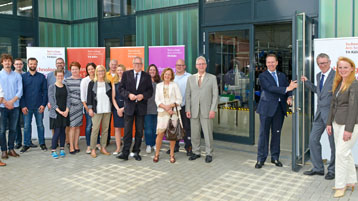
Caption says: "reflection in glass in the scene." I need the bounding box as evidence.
[105,38,121,68]
[18,36,34,59]
[0,0,12,15]
[17,0,32,17]
[103,0,120,17]
[208,30,251,137]
[124,0,135,15]
[124,35,136,46]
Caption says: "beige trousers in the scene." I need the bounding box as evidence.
[90,113,111,150]
[333,121,358,188]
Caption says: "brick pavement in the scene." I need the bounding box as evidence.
[0,140,357,201]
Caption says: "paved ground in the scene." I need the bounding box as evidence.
[1,139,357,201]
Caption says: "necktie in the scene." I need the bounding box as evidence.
[198,75,202,87]
[320,74,325,91]
[135,73,139,90]
[272,72,279,86]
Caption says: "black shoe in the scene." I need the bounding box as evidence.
[166,148,179,154]
[15,144,22,149]
[255,161,264,169]
[186,150,193,157]
[69,151,76,155]
[40,144,48,151]
[189,154,201,161]
[75,149,80,153]
[117,153,128,160]
[205,155,212,163]
[325,172,335,180]
[29,143,38,148]
[133,153,142,161]
[271,159,283,167]
[20,146,30,153]
[303,169,324,176]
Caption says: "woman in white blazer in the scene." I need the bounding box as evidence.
[154,68,182,163]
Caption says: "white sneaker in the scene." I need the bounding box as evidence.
[146,145,152,154]
[129,152,135,157]
[153,146,156,151]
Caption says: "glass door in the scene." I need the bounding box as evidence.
[292,12,314,171]
[205,25,255,145]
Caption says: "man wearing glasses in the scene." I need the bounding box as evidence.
[166,59,193,156]
[301,53,335,180]
[117,57,153,161]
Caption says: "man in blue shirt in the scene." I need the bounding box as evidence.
[166,59,193,156]
[0,54,23,159]
[46,57,71,89]
[20,58,48,153]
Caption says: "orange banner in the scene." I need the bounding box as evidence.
[66,48,109,137]
[67,47,106,78]
[110,47,145,70]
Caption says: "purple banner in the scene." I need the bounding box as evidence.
[148,45,185,75]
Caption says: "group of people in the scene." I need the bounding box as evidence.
[256,53,358,198]
[0,53,218,166]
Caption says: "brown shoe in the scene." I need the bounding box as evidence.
[8,150,20,157]
[1,151,8,159]
[100,150,110,155]
[0,160,5,166]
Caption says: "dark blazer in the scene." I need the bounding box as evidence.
[304,69,335,124]
[119,70,153,116]
[327,80,358,132]
[256,70,291,117]
[87,81,112,114]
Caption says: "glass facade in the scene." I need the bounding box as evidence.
[136,0,197,11]
[136,8,199,72]
[319,0,358,38]
[18,36,34,59]
[104,0,121,17]
[39,0,97,20]
[0,0,12,14]
[0,37,12,55]
[17,0,32,17]
[124,0,135,15]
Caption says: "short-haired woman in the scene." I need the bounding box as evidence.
[153,68,182,163]
[63,61,83,154]
[87,65,112,158]
[48,70,70,159]
[326,57,358,198]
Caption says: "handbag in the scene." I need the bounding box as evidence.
[165,103,186,141]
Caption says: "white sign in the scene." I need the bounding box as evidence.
[314,37,358,164]
[26,47,66,139]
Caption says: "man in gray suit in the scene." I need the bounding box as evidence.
[301,53,335,180]
[186,56,218,163]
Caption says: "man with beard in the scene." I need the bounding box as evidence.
[19,58,48,153]
[0,54,22,159]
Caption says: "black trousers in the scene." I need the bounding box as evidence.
[122,105,144,156]
[174,106,192,150]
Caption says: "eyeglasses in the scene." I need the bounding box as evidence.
[133,63,142,65]
[97,70,105,72]
[318,62,329,66]
[196,63,206,66]
[176,64,185,66]
[56,62,64,64]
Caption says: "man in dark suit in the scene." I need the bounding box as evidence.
[117,56,153,161]
[301,53,335,180]
[255,54,297,169]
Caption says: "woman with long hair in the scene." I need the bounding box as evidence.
[87,65,112,158]
[144,64,161,154]
[153,68,182,163]
[111,64,126,155]
[63,62,83,154]
[326,57,358,198]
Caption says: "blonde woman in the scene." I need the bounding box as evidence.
[153,68,182,163]
[87,65,112,158]
[326,57,358,198]
[112,64,126,155]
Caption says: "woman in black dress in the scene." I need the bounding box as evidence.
[48,70,70,159]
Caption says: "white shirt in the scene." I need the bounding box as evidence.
[0,83,3,98]
[133,70,142,90]
[320,68,332,86]
[96,82,111,114]
[80,76,92,102]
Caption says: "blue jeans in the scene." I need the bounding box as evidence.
[23,109,45,146]
[84,110,100,146]
[144,114,157,147]
[0,107,20,151]
[15,110,23,145]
